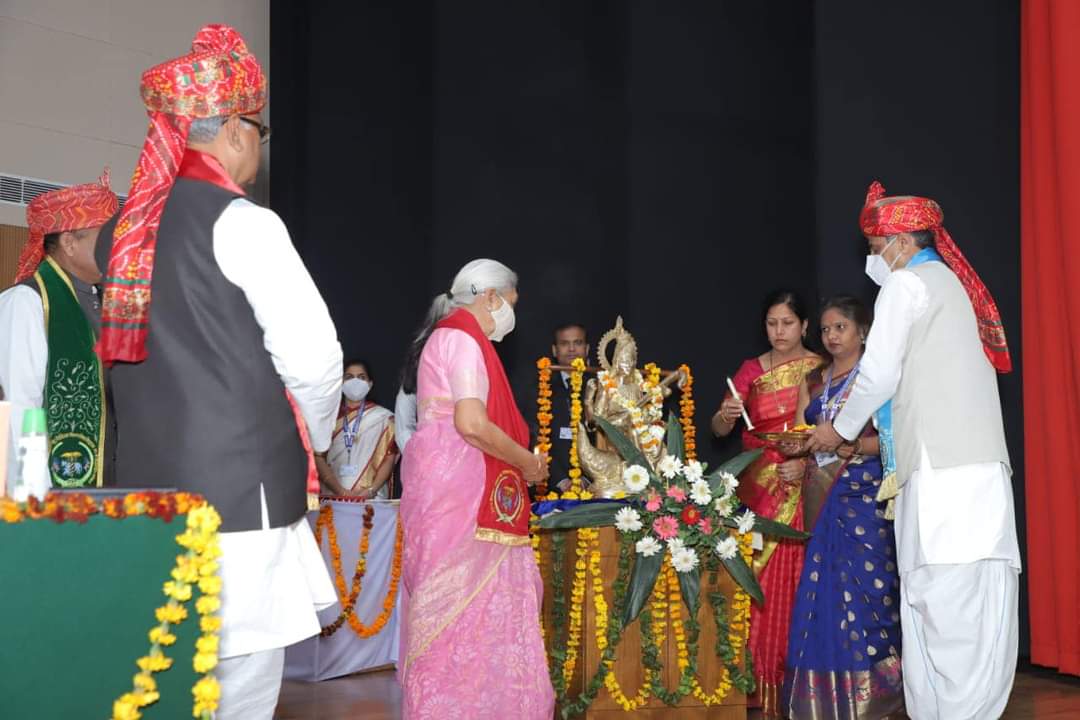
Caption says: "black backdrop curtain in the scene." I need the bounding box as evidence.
[271,0,1025,653]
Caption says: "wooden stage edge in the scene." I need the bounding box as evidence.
[275,662,1080,719]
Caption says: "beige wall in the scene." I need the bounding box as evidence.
[0,1,270,227]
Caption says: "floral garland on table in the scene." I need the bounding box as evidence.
[535,357,554,496]
[110,495,223,720]
[0,492,221,720]
[678,364,696,461]
[313,503,402,639]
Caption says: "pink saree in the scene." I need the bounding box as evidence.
[398,327,554,719]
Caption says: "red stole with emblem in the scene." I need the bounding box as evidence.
[435,309,531,545]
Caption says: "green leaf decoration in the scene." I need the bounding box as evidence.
[665,413,685,463]
[622,550,663,626]
[720,551,764,605]
[535,502,621,530]
[595,416,653,472]
[721,513,810,540]
[705,448,762,494]
[677,565,700,615]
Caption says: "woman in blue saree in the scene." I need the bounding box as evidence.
[783,296,905,719]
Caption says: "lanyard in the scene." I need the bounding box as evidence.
[820,363,860,422]
[342,403,367,461]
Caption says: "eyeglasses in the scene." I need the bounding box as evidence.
[238,116,272,145]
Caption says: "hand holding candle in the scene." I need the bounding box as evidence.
[725,377,754,430]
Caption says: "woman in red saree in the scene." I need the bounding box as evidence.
[712,289,821,718]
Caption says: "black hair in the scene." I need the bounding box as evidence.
[343,357,373,383]
[908,229,936,249]
[820,294,872,336]
[761,288,809,325]
[552,322,588,343]
[43,231,62,254]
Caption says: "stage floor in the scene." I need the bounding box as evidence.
[274,665,1080,719]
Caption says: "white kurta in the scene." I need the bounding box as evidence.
[833,268,1021,573]
[210,198,340,660]
[0,285,49,490]
[394,387,417,453]
[832,265,1020,719]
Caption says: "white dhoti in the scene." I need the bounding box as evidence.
[900,560,1019,719]
[216,647,286,720]
[893,450,1022,719]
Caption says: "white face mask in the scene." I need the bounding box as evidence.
[865,237,900,287]
[342,377,371,402]
[487,293,516,342]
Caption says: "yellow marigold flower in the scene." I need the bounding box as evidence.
[196,595,221,615]
[192,676,221,715]
[197,575,223,596]
[155,601,187,625]
[195,634,219,655]
[171,555,200,584]
[113,693,143,720]
[149,626,177,646]
[193,651,218,674]
[163,581,192,601]
[132,673,157,694]
[136,654,173,673]
[199,615,222,634]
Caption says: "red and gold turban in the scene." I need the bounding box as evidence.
[13,169,118,284]
[98,24,266,364]
[860,180,1012,373]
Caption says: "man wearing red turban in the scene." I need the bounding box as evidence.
[96,25,341,719]
[0,171,117,492]
[807,182,1020,718]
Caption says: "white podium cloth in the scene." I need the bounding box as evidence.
[284,499,401,681]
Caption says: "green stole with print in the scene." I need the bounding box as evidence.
[32,257,105,487]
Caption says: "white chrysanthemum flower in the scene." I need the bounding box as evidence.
[683,460,704,483]
[689,479,712,506]
[719,471,740,494]
[736,509,756,535]
[636,536,662,557]
[658,454,684,480]
[670,546,700,573]
[622,465,651,494]
[666,536,685,554]
[714,494,736,518]
[715,535,739,560]
[614,506,643,533]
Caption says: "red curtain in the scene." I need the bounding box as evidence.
[1021,0,1080,676]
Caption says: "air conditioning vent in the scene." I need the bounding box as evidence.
[0,172,126,208]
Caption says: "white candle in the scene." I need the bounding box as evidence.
[726,377,755,430]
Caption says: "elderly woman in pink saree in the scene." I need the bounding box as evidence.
[398,259,553,719]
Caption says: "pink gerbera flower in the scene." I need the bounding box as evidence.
[645,491,662,512]
[666,485,687,503]
[652,515,680,540]
[698,517,712,535]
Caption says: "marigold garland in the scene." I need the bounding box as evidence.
[109,496,222,720]
[678,364,696,461]
[595,535,652,711]
[0,492,217,720]
[561,524,593,685]
[566,357,586,496]
[313,503,402,639]
[535,357,554,496]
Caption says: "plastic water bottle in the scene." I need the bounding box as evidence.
[13,408,49,502]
